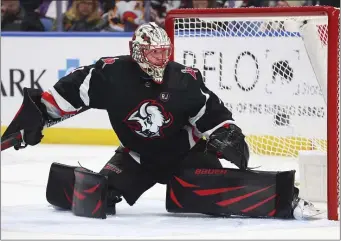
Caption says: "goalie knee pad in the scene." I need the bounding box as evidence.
[166,168,295,218]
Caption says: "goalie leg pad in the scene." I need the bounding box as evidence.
[166,168,295,218]
[72,167,108,219]
[46,162,77,210]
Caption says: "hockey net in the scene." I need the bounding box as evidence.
[165,6,340,220]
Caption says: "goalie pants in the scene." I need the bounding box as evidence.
[99,140,222,206]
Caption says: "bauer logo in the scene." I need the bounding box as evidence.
[104,163,122,174]
[194,169,227,175]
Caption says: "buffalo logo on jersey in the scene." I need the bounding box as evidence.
[124,100,173,138]
[101,57,119,69]
[181,67,198,80]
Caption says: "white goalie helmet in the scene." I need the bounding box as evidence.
[130,22,172,84]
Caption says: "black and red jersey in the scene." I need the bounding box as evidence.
[44,55,234,166]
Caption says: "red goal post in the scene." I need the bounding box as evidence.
[165,6,340,220]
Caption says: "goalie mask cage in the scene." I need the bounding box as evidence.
[165,6,340,220]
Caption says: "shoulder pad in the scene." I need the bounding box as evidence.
[180,66,200,81]
[165,62,201,89]
[97,55,132,69]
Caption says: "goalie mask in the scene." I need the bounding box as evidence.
[130,22,172,84]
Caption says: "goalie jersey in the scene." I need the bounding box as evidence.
[44,56,234,166]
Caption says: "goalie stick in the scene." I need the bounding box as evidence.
[1,106,89,152]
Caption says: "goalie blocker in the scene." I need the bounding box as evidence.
[166,168,296,218]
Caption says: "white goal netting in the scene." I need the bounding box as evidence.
[168,8,340,220]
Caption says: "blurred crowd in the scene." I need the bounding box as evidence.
[1,0,340,32]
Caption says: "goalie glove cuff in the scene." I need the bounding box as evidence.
[207,124,249,170]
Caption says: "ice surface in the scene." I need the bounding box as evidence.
[1,144,340,239]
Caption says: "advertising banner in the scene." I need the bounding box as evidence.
[174,36,326,140]
[1,34,131,129]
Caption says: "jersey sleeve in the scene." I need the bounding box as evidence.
[41,58,113,118]
[187,69,235,138]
